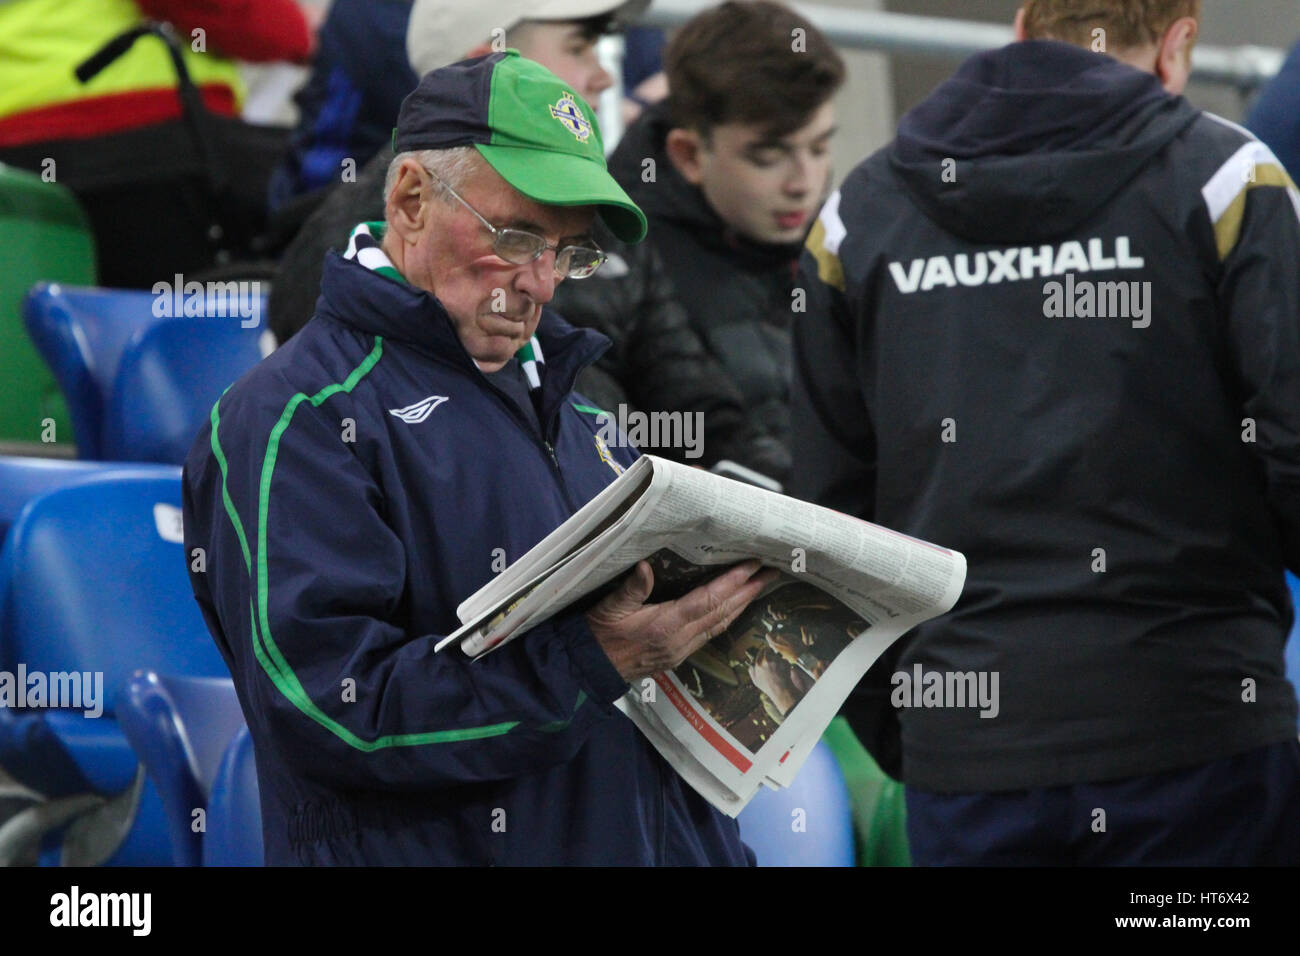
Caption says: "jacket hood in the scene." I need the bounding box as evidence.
[609,101,807,269]
[888,40,1201,243]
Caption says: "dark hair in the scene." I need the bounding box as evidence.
[517,13,619,42]
[572,12,620,42]
[512,13,619,48]
[664,1,846,139]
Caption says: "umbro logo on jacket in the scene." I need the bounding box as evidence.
[388,395,448,423]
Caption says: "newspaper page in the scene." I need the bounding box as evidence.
[434,458,659,654]
[450,459,655,625]
[438,458,686,657]
[618,553,942,814]
[438,456,967,813]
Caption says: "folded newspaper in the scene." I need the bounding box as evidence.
[435,455,967,816]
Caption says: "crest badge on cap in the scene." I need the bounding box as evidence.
[549,92,592,143]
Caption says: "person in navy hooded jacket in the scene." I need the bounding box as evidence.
[795,0,1300,865]
[183,51,776,866]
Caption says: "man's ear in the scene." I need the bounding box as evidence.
[665,128,706,185]
[462,41,493,59]
[385,159,430,243]
[1155,15,1197,94]
[1013,6,1029,42]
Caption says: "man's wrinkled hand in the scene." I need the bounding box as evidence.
[586,559,779,682]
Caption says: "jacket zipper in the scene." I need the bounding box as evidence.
[418,328,603,516]
[541,436,578,512]
[479,380,579,513]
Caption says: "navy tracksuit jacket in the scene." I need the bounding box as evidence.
[183,251,753,865]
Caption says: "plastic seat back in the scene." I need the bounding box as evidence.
[22,284,160,458]
[104,312,267,463]
[203,726,263,866]
[0,474,226,865]
[0,474,226,714]
[737,739,855,866]
[22,284,267,459]
[118,672,244,866]
[0,456,176,549]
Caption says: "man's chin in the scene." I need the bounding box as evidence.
[470,335,525,369]
[736,220,802,246]
[761,224,809,245]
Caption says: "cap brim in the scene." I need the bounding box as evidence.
[476,143,648,244]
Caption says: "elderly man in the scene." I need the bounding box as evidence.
[183,50,774,866]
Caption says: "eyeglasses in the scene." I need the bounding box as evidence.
[424,167,606,279]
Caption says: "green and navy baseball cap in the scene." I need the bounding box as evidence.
[394,49,647,243]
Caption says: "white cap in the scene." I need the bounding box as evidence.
[407,0,650,79]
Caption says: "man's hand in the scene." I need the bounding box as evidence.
[586,559,779,682]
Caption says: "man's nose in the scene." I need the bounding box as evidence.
[784,155,814,197]
[586,64,615,100]
[515,250,559,304]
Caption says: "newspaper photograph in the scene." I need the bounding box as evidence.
[646,549,862,748]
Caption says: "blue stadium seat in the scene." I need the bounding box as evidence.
[0,456,177,548]
[0,475,230,865]
[22,283,267,460]
[118,673,245,867]
[104,315,267,464]
[737,739,855,866]
[204,726,263,867]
